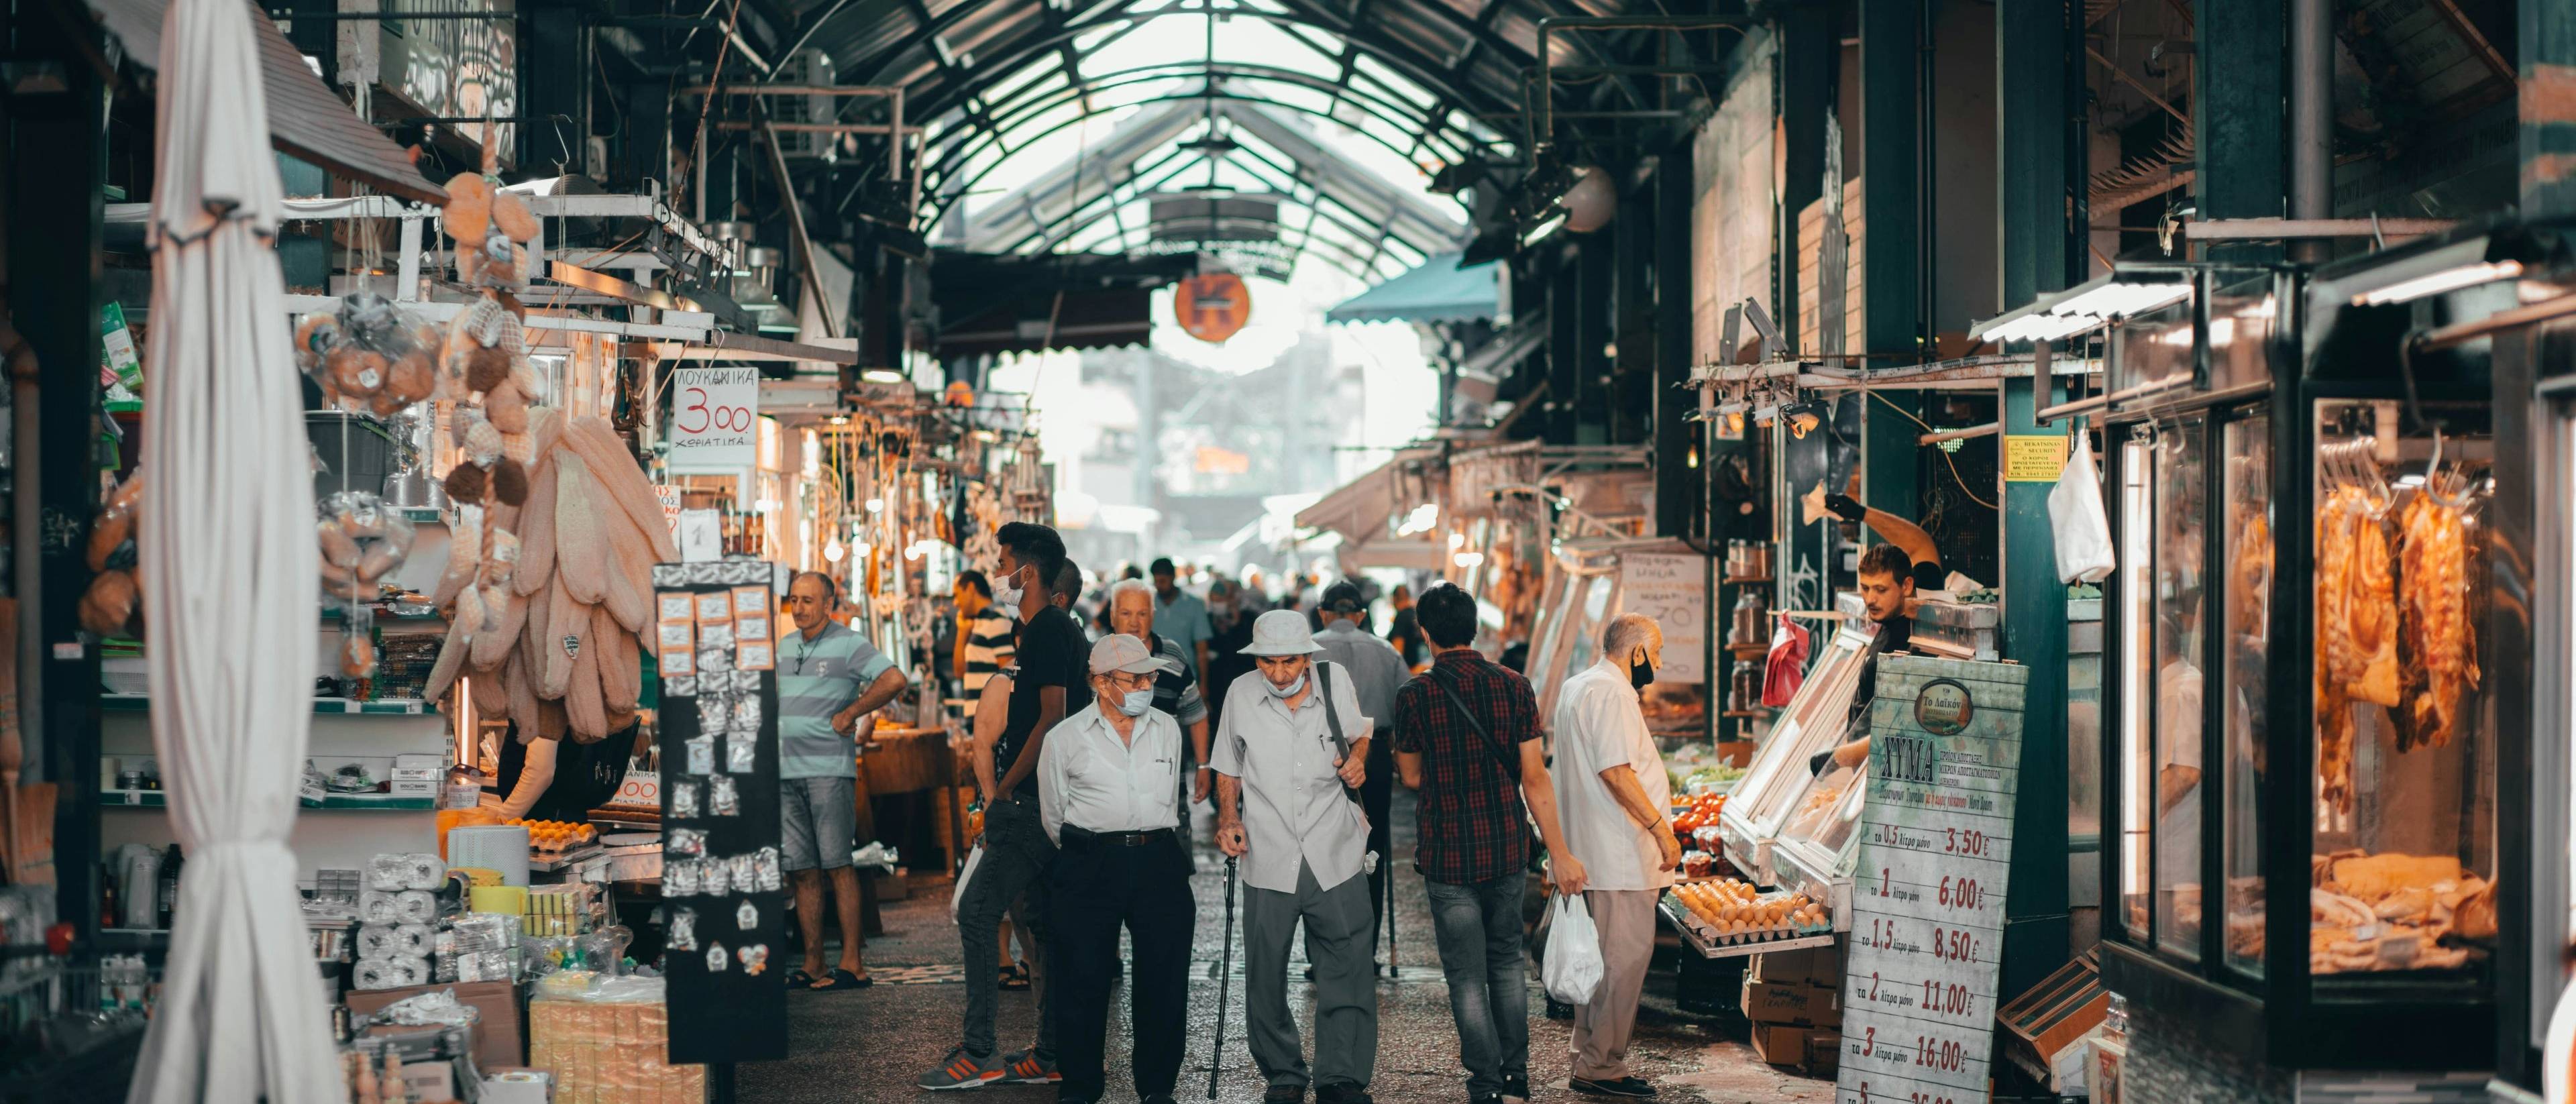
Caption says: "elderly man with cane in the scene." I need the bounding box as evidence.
[1212,610,1379,1104]
[1037,634,1197,1104]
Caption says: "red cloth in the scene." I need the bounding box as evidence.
[1760,614,1811,708]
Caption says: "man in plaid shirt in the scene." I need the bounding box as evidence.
[1392,583,1585,1104]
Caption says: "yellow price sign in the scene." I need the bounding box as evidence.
[2003,435,2070,482]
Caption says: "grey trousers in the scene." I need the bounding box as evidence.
[955,797,1054,1057]
[1244,860,1379,1090]
[1571,888,1658,1081]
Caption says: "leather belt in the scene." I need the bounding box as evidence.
[1062,825,1177,849]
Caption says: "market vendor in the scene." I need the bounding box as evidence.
[780,570,911,992]
[490,722,639,821]
[1810,537,1945,776]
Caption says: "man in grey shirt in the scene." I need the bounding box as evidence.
[1309,580,1407,946]
[1212,610,1379,1104]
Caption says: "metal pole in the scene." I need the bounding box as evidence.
[2289,0,2333,264]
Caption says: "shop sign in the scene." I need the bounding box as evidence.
[1174,272,1252,344]
[1837,655,2029,1104]
[654,485,684,542]
[667,366,759,473]
[2002,435,2069,482]
[1615,553,1707,684]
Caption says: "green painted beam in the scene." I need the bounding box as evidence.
[1995,0,2080,997]
[1775,3,1833,344]
[1654,159,1701,541]
[1575,235,1615,446]
[2525,0,2576,215]
[1860,0,1922,536]
[2197,0,2285,260]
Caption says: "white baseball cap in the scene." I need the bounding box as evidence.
[1089,633,1177,675]
[1238,609,1323,657]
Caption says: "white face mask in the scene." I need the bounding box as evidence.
[1116,687,1156,717]
[1267,673,1307,699]
[989,565,1027,610]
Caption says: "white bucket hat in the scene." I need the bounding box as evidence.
[1239,608,1323,657]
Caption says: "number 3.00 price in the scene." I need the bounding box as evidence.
[676,386,753,436]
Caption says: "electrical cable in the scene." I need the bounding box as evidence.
[1864,388,2000,511]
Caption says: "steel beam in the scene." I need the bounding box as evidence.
[1776,2,1833,346]
[2196,0,2286,260]
[1860,0,1923,525]
[1652,158,1699,542]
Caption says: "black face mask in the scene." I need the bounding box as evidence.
[1629,652,1656,689]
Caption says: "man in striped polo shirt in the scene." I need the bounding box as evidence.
[1105,577,1212,804]
[779,571,910,991]
[954,569,1017,694]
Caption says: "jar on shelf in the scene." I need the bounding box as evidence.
[1728,590,1768,646]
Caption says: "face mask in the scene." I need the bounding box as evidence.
[1267,673,1307,699]
[1629,651,1657,690]
[989,565,1026,610]
[1116,687,1155,718]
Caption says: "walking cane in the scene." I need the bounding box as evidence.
[1381,859,1397,974]
[1209,856,1238,1100]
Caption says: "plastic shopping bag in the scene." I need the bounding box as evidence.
[1542,894,1605,1005]
[2048,431,2116,584]
[949,844,983,923]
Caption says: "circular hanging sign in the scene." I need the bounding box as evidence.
[1174,272,1252,344]
[1914,677,1976,736]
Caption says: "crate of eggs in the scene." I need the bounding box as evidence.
[1668,877,1833,945]
[504,818,598,857]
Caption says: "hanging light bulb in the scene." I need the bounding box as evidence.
[865,498,885,514]
[824,536,845,563]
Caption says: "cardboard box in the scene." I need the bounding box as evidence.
[1750,944,1843,987]
[1739,977,1842,1027]
[1807,1030,1842,1077]
[391,753,445,798]
[345,980,524,1070]
[1751,1023,1809,1066]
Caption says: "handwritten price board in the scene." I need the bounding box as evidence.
[1616,553,1708,683]
[667,366,759,473]
[1835,655,2028,1104]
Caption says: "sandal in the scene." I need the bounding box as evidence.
[1000,963,1032,991]
[784,968,817,990]
[810,967,871,992]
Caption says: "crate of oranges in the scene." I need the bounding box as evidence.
[1667,877,1833,946]
[504,818,597,855]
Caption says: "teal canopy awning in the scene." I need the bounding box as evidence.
[1325,252,1498,325]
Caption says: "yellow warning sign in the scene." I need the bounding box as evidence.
[2003,435,2070,482]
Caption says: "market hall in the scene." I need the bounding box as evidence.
[2,0,2570,1100]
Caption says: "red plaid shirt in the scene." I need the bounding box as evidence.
[1392,648,1539,885]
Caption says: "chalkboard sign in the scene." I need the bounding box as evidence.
[1835,655,2029,1104]
[652,558,789,1064]
[1617,553,1709,683]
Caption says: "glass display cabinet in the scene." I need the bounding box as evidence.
[1719,594,1872,887]
[2096,247,2526,1068]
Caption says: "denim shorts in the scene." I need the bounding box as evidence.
[780,775,857,871]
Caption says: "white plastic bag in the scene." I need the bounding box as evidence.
[1542,894,1605,1005]
[949,844,984,923]
[2048,431,2116,584]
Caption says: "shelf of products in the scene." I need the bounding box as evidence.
[99,694,433,715]
[101,789,435,811]
[1660,889,1839,961]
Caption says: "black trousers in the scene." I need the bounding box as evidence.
[1045,830,1196,1103]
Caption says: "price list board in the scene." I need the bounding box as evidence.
[1835,655,2029,1104]
[653,559,788,1064]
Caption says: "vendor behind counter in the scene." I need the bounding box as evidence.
[489,722,643,820]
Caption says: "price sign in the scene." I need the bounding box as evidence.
[667,366,759,472]
[654,485,684,541]
[1835,656,2028,1104]
[1617,553,1708,683]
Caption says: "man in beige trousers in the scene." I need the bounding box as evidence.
[1548,614,1681,1099]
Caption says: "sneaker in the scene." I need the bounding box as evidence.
[917,1046,1005,1091]
[1264,1086,1308,1104]
[1471,1093,1505,1104]
[1000,1048,1060,1085]
[1569,1076,1658,1099]
[1317,1085,1375,1104]
[1502,1074,1531,1103]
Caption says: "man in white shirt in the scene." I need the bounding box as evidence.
[1036,634,1194,1104]
[1212,610,1379,1104]
[1549,613,1681,1100]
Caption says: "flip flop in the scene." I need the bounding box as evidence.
[810,968,871,992]
[784,968,817,990]
[1000,964,1031,991]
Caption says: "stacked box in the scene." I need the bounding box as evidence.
[529,988,707,1104]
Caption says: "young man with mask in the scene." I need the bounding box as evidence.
[1212,610,1379,1104]
[1310,580,1408,944]
[1550,613,1679,1099]
[1036,634,1196,1104]
[1809,542,1938,776]
[777,571,910,992]
[954,569,1017,694]
[1107,578,1214,804]
[1392,582,1587,1104]
[924,522,1092,1091]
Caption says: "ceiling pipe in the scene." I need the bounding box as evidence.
[2290,0,2332,263]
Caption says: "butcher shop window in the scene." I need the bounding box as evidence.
[2151,415,2207,963]
[2116,433,2154,944]
[2220,412,2271,977]
[2308,398,2495,980]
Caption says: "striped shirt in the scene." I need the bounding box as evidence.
[962,606,1017,693]
[777,620,897,779]
[1144,632,1208,726]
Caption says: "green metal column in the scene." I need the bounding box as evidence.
[1654,160,1701,541]
[2197,0,2286,258]
[1775,3,1833,345]
[1860,0,1923,528]
[1547,258,1581,445]
[1575,235,1615,445]
[2526,0,2576,215]
[1996,0,2079,995]
[1615,182,1655,446]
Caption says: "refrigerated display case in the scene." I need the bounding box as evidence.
[1717,594,1872,886]
[2093,246,2530,1070]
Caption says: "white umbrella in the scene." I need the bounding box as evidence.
[126,0,337,1099]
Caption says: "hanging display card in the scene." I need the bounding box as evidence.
[653,558,787,1064]
[665,366,759,472]
[1615,553,1708,683]
[1835,655,2029,1104]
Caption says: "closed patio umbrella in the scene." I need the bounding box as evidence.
[125,0,337,1099]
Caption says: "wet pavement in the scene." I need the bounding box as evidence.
[743,791,1836,1103]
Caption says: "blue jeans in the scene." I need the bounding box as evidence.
[1425,876,1529,1097]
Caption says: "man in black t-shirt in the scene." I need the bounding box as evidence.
[926,522,1091,1091]
[1813,542,1939,775]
